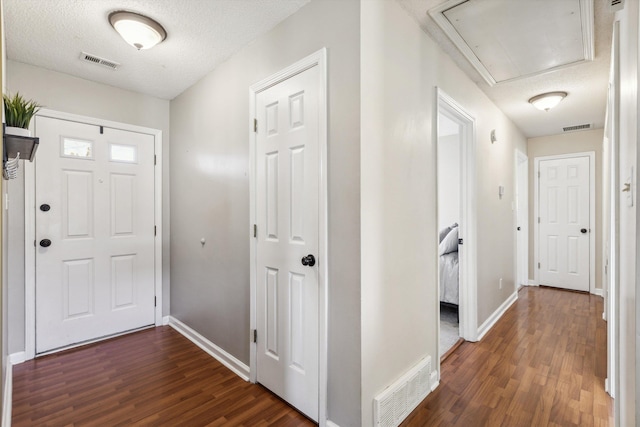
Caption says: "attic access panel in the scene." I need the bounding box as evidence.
[429,0,594,86]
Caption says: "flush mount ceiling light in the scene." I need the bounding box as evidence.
[109,11,167,50]
[528,91,568,112]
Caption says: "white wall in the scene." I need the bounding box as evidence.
[360,1,527,425]
[527,128,604,290]
[5,60,171,352]
[169,1,361,425]
[438,133,461,232]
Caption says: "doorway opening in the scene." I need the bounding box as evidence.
[435,89,478,368]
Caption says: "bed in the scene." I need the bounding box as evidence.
[439,224,459,307]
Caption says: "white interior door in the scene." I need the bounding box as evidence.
[35,116,155,354]
[516,153,528,288]
[255,65,320,421]
[538,156,590,291]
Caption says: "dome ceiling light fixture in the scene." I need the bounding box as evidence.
[528,91,568,112]
[109,11,167,50]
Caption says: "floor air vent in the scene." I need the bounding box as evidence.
[563,123,591,132]
[374,356,431,427]
[80,52,120,70]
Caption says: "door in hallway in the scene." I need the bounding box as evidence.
[254,64,320,420]
[538,156,590,291]
[35,116,156,353]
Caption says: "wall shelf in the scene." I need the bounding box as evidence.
[3,124,39,180]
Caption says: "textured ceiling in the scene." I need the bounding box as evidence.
[397,0,614,138]
[4,0,310,100]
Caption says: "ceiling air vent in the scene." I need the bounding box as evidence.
[563,123,592,132]
[80,52,120,70]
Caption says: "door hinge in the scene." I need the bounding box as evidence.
[253,224,257,238]
[34,240,36,247]
[252,329,257,343]
[253,118,258,133]
[154,226,157,236]
[538,262,541,269]
[154,296,157,307]
[154,155,157,165]
[100,126,104,134]
[538,217,541,223]
[458,238,463,245]
[538,171,541,178]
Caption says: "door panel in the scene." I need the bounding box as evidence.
[255,65,319,421]
[35,116,155,353]
[539,156,590,291]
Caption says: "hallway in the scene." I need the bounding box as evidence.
[403,286,612,426]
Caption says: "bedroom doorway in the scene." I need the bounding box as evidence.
[437,110,462,358]
[436,88,478,364]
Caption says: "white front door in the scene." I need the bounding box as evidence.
[538,156,590,291]
[255,65,320,421]
[35,116,156,354]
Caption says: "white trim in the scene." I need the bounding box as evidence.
[2,358,12,427]
[326,422,341,427]
[533,152,596,293]
[9,352,26,365]
[249,48,328,426]
[430,371,440,392]
[477,291,518,341]
[428,0,594,87]
[436,88,478,345]
[24,109,163,359]
[528,279,538,286]
[168,316,250,381]
[593,288,604,297]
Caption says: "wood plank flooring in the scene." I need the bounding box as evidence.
[12,326,315,426]
[13,286,612,426]
[402,286,613,426]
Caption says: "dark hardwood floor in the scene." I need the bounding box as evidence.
[402,286,613,426]
[13,286,612,426]
[12,326,315,426]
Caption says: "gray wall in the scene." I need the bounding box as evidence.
[360,1,527,424]
[6,61,171,353]
[169,0,361,425]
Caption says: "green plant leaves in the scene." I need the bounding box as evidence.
[3,93,41,129]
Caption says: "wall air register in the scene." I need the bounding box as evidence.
[80,52,121,70]
[562,123,592,132]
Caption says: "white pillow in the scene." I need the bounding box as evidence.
[439,226,459,255]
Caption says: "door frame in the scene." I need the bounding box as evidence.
[533,152,596,293]
[24,109,163,360]
[435,88,478,346]
[248,49,328,425]
[515,150,529,289]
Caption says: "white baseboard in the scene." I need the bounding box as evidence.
[2,358,13,427]
[9,352,26,365]
[326,421,340,427]
[527,279,538,286]
[168,316,250,381]
[592,288,604,297]
[430,371,439,392]
[477,291,518,341]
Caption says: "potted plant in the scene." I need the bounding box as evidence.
[3,93,41,137]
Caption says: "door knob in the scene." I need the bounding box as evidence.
[301,254,316,267]
[580,228,588,234]
[40,204,51,212]
[39,239,52,248]
[517,227,521,231]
